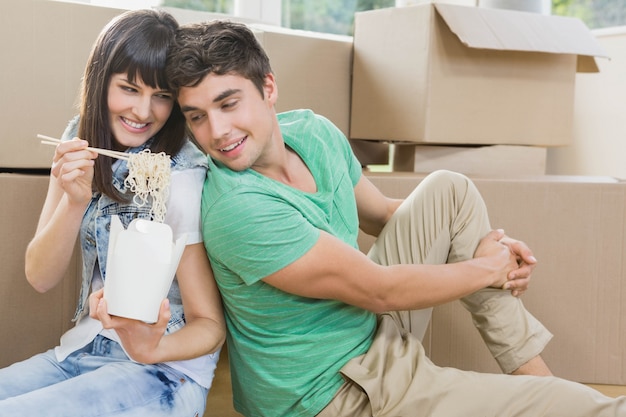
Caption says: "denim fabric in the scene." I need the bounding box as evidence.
[0,336,207,416]
[60,117,208,336]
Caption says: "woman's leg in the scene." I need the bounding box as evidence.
[0,349,69,400]
[0,336,207,417]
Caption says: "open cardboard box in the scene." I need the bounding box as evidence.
[350,3,608,146]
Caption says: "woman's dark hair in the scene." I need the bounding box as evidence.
[166,20,273,97]
[79,9,185,201]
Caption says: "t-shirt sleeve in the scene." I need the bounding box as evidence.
[164,167,206,245]
[203,187,320,286]
[342,133,363,188]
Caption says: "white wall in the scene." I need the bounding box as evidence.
[547,27,626,180]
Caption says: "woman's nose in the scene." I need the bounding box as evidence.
[132,96,152,120]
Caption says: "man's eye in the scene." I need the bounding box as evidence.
[222,100,238,109]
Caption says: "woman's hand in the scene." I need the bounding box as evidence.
[89,288,171,364]
[51,138,97,207]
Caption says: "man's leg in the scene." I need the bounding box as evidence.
[322,315,625,417]
[367,170,552,374]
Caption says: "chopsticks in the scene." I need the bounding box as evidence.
[37,134,129,161]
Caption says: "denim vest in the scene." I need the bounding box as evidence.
[61,117,208,334]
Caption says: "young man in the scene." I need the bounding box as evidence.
[167,20,626,417]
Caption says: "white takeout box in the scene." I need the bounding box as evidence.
[104,216,187,323]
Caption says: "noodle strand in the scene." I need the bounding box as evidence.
[124,149,171,223]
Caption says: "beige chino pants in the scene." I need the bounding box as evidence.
[317,170,626,417]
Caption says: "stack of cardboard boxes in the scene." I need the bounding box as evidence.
[350,3,607,175]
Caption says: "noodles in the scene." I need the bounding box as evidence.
[124,149,171,223]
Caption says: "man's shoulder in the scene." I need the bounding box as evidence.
[202,162,264,206]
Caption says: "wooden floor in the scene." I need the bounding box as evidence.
[588,384,626,398]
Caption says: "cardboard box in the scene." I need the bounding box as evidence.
[351,139,391,167]
[250,24,353,137]
[0,0,125,169]
[393,144,547,176]
[350,4,607,146]
[0,174,79,368]
[359,172,626,385]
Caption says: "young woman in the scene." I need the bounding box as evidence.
[0,9,225,416]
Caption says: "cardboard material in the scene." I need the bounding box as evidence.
[359,172,626,385]
[0,174,78,368]
[250,24,353,137]
[351,140,391,167]
[0,0,125,169]
[350,4,607,146]
[393,144,547,176]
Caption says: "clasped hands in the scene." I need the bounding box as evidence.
[475,229,537,297]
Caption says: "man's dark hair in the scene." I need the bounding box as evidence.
[167,20,273,97]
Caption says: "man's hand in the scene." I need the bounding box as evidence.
[499,234,537,297]
[474,229,536,297]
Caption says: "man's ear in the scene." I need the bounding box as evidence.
[263,73,278,106]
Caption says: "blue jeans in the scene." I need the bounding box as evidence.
[0,335,208,416]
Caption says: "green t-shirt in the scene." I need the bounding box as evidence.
[202,109,377,417]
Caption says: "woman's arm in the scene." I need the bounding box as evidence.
[91,243,225,364]
[90,164,225,364]
[25,139,96,292]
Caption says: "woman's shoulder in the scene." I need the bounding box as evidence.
[171,139,208,171]
[60,115,81,141]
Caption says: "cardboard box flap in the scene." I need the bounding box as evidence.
[435,3,607,70]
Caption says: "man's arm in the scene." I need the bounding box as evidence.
[354,175,403,237]
[353,175,536,298]
[263,228,518,313]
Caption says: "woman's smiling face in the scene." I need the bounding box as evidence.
[107,73,174,149]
